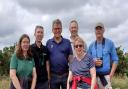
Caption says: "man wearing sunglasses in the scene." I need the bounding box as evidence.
[88,22,119,89]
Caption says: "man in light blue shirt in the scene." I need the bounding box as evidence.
[88,22,118,89]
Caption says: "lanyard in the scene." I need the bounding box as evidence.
[95,38,105,58]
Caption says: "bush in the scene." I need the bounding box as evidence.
[115,47,128,76]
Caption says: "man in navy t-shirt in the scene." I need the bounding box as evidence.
[46,19,73,89]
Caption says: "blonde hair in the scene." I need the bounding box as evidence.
[73,37,87,51]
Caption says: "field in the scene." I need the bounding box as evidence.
[0,76,128,89]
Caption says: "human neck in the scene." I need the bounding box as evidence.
[96,37,104,43]
[70,35,78,41]
[76,52,86,61]
[23,51,27,58]
[54,36,62,43]
[36,41,42,48]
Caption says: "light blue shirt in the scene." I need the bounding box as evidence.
[88,38,118,74]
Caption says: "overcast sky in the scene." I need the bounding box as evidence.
[0,0,128,52]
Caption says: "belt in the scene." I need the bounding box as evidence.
[51,71,69,76]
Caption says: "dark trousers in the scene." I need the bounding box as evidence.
[50,73,68,89]
[10,77,32,89]
[35,81,49,89]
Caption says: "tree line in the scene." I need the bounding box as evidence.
[0,45,128,76]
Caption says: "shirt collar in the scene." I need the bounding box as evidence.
[51,36,64,44]
[34,42,43,49]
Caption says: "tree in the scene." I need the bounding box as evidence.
[0,45,15,75]
[115,46,128,76]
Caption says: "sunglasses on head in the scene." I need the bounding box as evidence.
[74,44,83,48]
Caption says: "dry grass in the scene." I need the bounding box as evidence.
[0,76,128,89]
[0,76,10,89]
[112,76,128,89]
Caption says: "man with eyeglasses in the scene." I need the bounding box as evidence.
[88,22,119,89]
[46,19,73,89]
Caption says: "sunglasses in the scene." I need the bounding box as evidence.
[74,44,83,48]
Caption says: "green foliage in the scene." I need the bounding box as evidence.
[115,46,128,76]
[0,45,15,76]
[0,45,128,77]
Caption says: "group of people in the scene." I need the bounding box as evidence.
[9,19,118,89]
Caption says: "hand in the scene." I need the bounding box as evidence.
[109,73,113,81]
[95,59,103,67]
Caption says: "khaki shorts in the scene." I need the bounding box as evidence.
[97,75,112,89]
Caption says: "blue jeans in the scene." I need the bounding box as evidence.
[50,73,68,89]
[35,81,49,89]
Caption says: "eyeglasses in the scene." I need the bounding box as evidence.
[74,44,83,48]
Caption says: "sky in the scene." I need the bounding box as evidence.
[0,0,128,52]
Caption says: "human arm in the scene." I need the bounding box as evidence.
[67,71,73,89]
[90,67,96,89]
[46,60,50,89]
[109,63,117,80]
[10,69,22,89]
[109,41,118,80]
[31,67,37,89]
[68,55,73,63]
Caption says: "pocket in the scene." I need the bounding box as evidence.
[103,50,109,56]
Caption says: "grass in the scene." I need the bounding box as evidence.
[0,76,128,89]
[112,76,128,89]
[0,76,10,89]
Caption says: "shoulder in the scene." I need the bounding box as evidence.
[10,53,18,63]
[11,53,18,59]
[105,38,115,47]
[63,37,70,42]
[62,38,71,45]
[85,53,93,60]
[31,43,36,50]
[42,45,48,52]
[47,38,53,43]
[46,38,53,45]
[105,38,113,43]
[89,41,95,48]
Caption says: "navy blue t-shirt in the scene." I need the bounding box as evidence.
[46,37,73,73]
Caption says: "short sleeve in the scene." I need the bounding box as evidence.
[32,58,35,67]
[88,55,95,69]
[68,40,73,55]
[88,43,93,55]
[69,63,72,71]
[45,47,49,61]
[110,42,119,64]
[10,54,17,69]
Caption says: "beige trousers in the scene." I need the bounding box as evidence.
[97,75,112,89]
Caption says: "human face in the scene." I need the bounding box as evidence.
[74,41,84,55]
[70,22,78,36]
[95,26,104,38]
[21,37,30,52]
[52,23,62,38]
[35,28,44,42]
